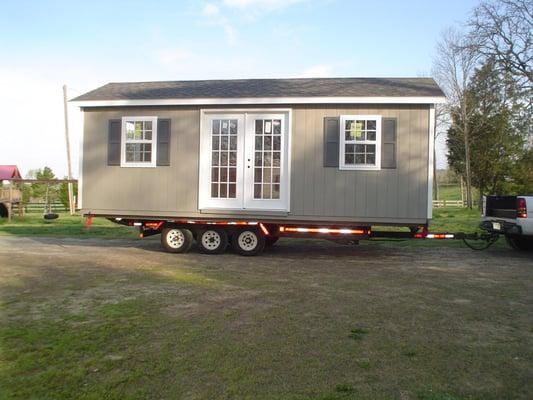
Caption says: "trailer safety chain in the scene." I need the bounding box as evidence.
[462,233,499,251]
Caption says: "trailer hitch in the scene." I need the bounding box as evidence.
[459,232,500,250]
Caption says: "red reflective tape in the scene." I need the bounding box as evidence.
[145,221,163,230]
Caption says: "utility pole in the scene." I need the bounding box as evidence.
[63,84,74,215]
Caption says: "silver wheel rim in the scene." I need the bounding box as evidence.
[167,229,185,249]
[201,230,222,251]
[238,231,258,251]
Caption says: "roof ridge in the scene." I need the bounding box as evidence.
[105,77,435,85]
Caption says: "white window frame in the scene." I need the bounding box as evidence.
[339,115,381,171]
[120,116,158,168]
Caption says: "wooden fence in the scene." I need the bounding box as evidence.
[432,200,478,208]
[24,202,69,213]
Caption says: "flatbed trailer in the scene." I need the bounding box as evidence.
[85,214,498,256]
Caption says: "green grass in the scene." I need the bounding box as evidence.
[0,213,137,239]
[429,207,483,232]
[437,185,480,202]
[438,185,463,201]
[1,234,531,399]
[1,208,484,239]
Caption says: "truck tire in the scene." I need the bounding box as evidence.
[231,229,266,256]
[506,235,533,251]
[197,228,228,254]
[161,227,193,253]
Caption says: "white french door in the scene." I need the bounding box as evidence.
[199,111,290,211]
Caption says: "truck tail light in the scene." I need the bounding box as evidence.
[517,198,527,218]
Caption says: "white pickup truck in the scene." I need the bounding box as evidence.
[482,195,533,251]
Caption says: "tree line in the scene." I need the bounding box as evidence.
[433,0,532,207]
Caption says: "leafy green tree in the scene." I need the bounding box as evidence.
[59,180,78,209]
[447,59,528,202]
[509,148,533,194]
[30,167,59,203]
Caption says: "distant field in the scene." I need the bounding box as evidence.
[437,185,462,201]
[437,184,480,202]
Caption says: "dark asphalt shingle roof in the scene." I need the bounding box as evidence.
[73,77,444,102]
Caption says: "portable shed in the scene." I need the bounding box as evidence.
[73,77,445,227]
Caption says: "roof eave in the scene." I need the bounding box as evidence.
[72,96,447,107]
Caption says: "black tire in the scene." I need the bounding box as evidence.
[197,228,229,254]
[161,227,193,253]
[506,235,533,251]
[265,236,279,247]
[231,228,266,256]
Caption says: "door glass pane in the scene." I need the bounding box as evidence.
[263,184,271,198]
[221,121,228,134]
[263,169,272,183]
[212,136,219,150]
[272,184,280,199]
[221,152,228,166]
[255,136,262,150]
[220,168,228,182]
[254,168,262,183]
[221,136,228,150]
[212,152,219,166]
[273,136,280,150]
[229,168,236,182]
[254,184,262,198]
[229,152,237,166]
[220,184,227,197]
[264,136,271,150]
[228,184,236,198]
[273,152,280,167]
[272,168,280,183]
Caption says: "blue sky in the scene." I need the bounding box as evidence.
[0,0,479,177]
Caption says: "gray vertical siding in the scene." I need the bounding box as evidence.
[82,104,429,224]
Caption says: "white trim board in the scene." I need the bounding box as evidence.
[427,105,435,220]
[74,96,446,108]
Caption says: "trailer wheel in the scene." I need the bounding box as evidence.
[197,228,228,254]
[265,236,279,247]
[506,235,533,251]
[161,227,193,253]
[232,229,266,256]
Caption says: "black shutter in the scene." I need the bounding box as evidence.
[108,119,121,166]
[157,118,171,166]
[323,117,340,167]
[381,118,397,169]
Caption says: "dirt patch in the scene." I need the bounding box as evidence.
[0,236,532,400]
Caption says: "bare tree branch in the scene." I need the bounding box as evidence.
[466,0,533,90]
